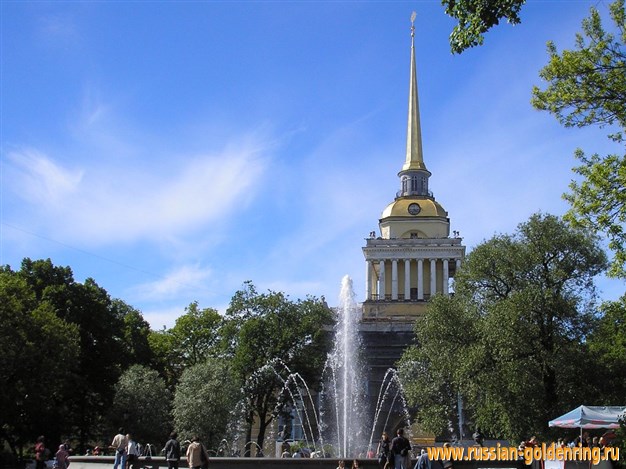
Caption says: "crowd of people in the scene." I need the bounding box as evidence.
[29,426,620,469]
[518,430,618,453]
[375,428,427,469]
[33,436,72,469]
[109,428,211,469]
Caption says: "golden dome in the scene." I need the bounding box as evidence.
[381,198,448,219]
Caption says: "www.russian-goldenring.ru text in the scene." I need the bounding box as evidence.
[427,443,620,465]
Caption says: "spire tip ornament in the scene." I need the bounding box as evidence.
[400,9,429,177]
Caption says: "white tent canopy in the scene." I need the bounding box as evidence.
[549,406,626,430]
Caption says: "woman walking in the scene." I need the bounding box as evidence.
[186,437,210,469]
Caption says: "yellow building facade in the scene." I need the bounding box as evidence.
[362,19,465,321]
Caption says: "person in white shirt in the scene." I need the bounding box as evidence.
[126,434,141,469]
[110,429,127,469]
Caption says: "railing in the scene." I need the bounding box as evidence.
[367,294,430,302]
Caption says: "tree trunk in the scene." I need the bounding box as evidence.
[244,411,254,457]
[256,416,272,457]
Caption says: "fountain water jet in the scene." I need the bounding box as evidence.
[324,275,366,458]
[229,276,414,458]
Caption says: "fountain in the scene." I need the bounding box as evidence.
[267,275,412,459]
[323,275,367,458]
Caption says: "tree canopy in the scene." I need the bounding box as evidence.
[149,302,224,388]
[172,358,241,451]
[442,0,526,53]
[219,281,334,453]
[399,213,610,441]
[1,260,338,460]
[0,269,79,457]
[532,0,626,278]
[110,365,172,446]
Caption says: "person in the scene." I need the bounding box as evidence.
[63,440,72,455]
[55,444,70,469]
[472,429,484,446]
[352,460,361,469]
[391,429,412,469]
[163,432,181,469]
[377,432,391,467]
[35,436,47,469]
[600,430,616,447]
[186,436,210,469]
[110,428,127,469]
[414,449,431,469]
[441,443,453,469]
[336,460,346,469]
[126,434,141,469]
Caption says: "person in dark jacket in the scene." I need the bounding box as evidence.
[391,429,412,469]
[163,432,181,469]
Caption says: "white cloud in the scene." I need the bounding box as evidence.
[131,264,213,301]
[7,148,84,204]
[140,305,188,330]
[4,137,269,245]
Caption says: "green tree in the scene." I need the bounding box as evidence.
[110,365,172,446]
[172,358,241,450]
[442,0,526,53]
[148,329,177,388]
[220,282,334,454]
[169,302,222,368]
[586,295,626,403]
[400,214,608,441]
[532,0,626,278]
[148,302,223,388]
[16,258,128,449]
[399,294,477,436]
[116,300,155,368]
[0,268,79,458]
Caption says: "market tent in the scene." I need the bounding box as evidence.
[549,406,626,429]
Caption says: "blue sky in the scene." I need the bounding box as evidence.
[2,0,623,329]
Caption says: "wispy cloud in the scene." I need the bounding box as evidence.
[131,264,213,301]
[5,138,269,245]
[38,13,78,41]
[7,148,84,204]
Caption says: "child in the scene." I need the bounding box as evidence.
[337,460,346,469]
[55,444,69,469]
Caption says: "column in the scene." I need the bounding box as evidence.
[417,259,424,300]
[378,260,386,300]
[391,259,398,300]
[456,258,462,274]
[430,258,437,296]
[404,259,411,300]
[366,261,372,300]
[443,259,449,296]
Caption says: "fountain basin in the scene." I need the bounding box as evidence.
[61,456,526,469]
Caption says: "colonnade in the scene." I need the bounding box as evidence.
[365,258,461,301]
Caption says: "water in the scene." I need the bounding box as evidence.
[324,275,366,457]
[228,276,412,458]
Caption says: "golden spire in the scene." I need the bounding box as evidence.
[401,11,428,173]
